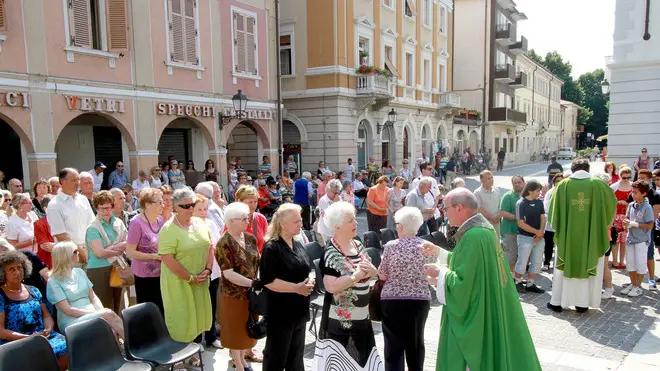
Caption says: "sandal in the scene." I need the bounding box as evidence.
[186,355,202,367]
[245,352,263,363]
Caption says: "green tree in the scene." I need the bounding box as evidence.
[577,69,609,136]
[577,106,593,125]
[526,49,544,65]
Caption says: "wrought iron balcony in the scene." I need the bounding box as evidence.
[495,23,514,45]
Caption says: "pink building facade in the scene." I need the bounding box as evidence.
[0,0,281,189]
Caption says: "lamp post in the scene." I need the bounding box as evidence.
[376,108,398,134]
[601,79,610,95]
[218,90,249,129]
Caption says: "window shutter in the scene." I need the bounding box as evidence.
[69,0,92,48]
[183,0,197,64]
[0,0,6,31]
[106,0,129,52]
[169,0,185,62]
[246,16,257,74]
[233,12,246,73]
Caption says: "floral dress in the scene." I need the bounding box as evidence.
[0,286,67,357]
[314,239,383,371]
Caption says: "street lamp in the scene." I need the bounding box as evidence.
[601,79,610,95]
[218,90,249,129]
[377,108,398,134]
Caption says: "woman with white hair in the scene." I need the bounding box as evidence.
[260,204,314,370]
[451,177,466,189]
[158,188,213,369]
[6,193,37,252]
[378,207,438,371]
[216,202,260,371]
[313,201,382,371]
[131,169,150,194]
[316,179,342,242]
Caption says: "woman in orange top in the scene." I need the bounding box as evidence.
[366,176,390,232]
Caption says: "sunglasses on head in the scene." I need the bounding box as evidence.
[177,203,195,210]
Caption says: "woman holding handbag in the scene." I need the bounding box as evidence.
[260,204,314,371]
[84,191,128,314]
[216,202,260,371]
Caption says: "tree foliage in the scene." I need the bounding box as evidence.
[577,69,609,136]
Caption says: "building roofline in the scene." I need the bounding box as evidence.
[518,53,565,85]
[560,99,581,108]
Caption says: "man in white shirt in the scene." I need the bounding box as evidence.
[411,162,442,232]
[47,168,95,264]
[352,172,368,198]
[473,170,501,234]
[88,161,106,192]
[345,158,356,182]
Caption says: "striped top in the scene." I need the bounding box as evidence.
[320,239,373,334]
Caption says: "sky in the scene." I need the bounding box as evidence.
[514,0,615,78]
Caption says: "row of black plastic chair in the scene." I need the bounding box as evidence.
[0,302,203,371]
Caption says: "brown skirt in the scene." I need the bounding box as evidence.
[219,296,257,350]
[86,265,122,314]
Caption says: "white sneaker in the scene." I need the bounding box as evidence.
[627,286,643,297]
[210,339,223,349]
[601,288,614,299]
[620,285,633,295]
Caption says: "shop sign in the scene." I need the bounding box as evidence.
[223,108,273,120]
[156,102,217,118]
[65,95,126,113]
[283,144,301,153]
[0,91,30,108]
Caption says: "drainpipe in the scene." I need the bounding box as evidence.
[275,0,284,173]
[481,0,488,153]
[547,75,554,149]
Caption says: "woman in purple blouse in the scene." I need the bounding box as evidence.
[378,206,438,371]
[125,188,165,315]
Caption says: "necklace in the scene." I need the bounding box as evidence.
[3,284,22,293]
[331,238,364,269]
[143,213,162,234]
[174,215,192,231]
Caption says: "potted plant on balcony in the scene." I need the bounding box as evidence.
[355,65,393,78]
[456,109,480,120]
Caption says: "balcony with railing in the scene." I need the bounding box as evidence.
[510,72,527,88]
[493,64,515,82]
[489,107,527,123]
[438,92,461,108]
[421,90,432,103]
[495,23,514,45]
[356,74,395,98]
[402,85,415,100]
[509,35,528,55]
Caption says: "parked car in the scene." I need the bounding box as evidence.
[557,147,576,160]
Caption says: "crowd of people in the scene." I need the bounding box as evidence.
[0,147,657,371]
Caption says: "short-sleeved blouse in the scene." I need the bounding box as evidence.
[127,215,163,278]
[379,236,434,300]
[216,232,260,300]
[0,286,67,357]
[387,188,406,212]
[46,268,99,330]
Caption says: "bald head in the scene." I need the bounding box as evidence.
[445,188,479,210]
[8,179,23,194]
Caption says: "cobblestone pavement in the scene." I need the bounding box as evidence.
[196,160,660,370]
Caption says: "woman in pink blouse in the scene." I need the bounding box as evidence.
[378,206,438,371]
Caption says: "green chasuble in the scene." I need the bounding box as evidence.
[549,174,617,278]
[438,214,541,371]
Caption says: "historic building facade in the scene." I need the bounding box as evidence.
[0,0,280,189]
[280,0,459,173]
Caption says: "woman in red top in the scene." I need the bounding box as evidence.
[610,167,633,269]
[33,196,54,268]
[604,162,619,185]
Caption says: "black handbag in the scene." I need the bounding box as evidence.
[248,281,268,316]
[369,279,385,321]
[247,314,267,339]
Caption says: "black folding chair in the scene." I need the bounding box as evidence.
[309,259,326,337]
[0,336,60,371]
[304,241,324,265]
[366,247,381,268]
[431,231,451,250]
[66,318,153,371]
[122,302,204,370]
[363,231,382,250]
[420,234,435,244]
[379,228,397,246]
[303,229,316,242]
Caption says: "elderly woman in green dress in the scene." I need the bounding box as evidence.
[158,188,213,370]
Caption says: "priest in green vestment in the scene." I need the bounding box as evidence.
[424,188,541,371]
[547,159,617,313]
